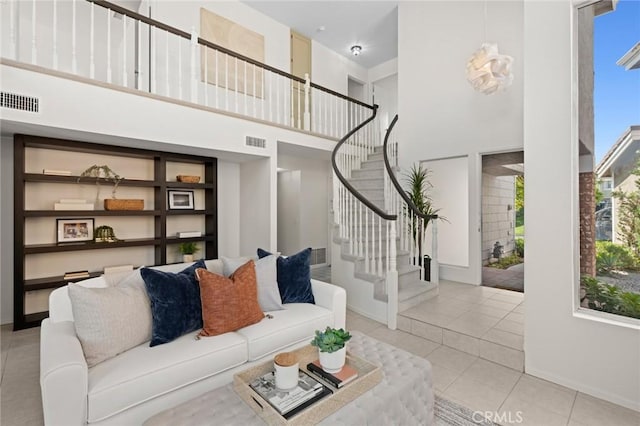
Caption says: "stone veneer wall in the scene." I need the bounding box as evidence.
[482,174,516,264]
[579,172,596,276]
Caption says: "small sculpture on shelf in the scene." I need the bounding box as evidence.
[94,225,120,243]
[78,165,122,202]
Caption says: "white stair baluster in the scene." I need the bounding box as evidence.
[150,23,156,93]
[215,50,220,109]
[244,61,248,116]
[225,54,229,110]
[190,28,197,102]
[122,14,127,86]
[378,215,383,276]
[235,57,239,113]
[303,74,310,131]
[90,2,95,78]
[31,0,37,64]
[365,205,369,273]
[107,10,113,83]
[253,64,257,118]
[52,0,58,70]
[72,0,77,73]
[164,30,169,95]
[204,46,208,106]
[9,0,17,60]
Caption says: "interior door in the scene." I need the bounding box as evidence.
[290,31,311,130]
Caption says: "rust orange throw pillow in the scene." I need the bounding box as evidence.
[195,260,264,337]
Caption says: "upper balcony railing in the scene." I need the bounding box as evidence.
[0,0,374,139]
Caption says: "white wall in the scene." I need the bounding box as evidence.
[277,170,301,256]
[217,160,240,257]
[239,157,274,256]
[312,40,368,98]
[277,154,330,256]
[397,0,524,284]
[422,156,470,268]
[524,0,639,411]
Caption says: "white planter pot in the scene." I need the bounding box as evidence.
[319,347,346,373]
[183,254,194,263]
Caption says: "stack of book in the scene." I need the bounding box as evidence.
[177,231,202,238]
[63,270,90,280]
[249,370,332,418]
[54,199,94,211]
[306,360,359,388]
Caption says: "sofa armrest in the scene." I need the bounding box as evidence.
[311,279,346,329]
[40,319,88,426]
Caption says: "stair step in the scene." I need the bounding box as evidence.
[398,281,438,311]
[367,152,383,161]
[361,159,384,170]
[351,168,384,180]
[349,177,384,190]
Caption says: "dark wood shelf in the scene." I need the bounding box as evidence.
[166,209,213,216]
[25,238,161,254]
[25,210,161,217]
[166,235,216,244]
[166,182,215,189]
[14,134,218,330]
[25,272,103,291]
[24,173,158,187]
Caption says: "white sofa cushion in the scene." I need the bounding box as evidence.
[87,330,247,423]
[221,254,283,311]
[68,282,152,367]
[236,303,334,361]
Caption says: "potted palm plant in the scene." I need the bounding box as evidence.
[404,164,445,275]
[310,327,351,373]
[178,242,199,263]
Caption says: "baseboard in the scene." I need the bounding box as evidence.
[525,366,640,413]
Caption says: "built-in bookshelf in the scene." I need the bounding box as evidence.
[13,135,218,329]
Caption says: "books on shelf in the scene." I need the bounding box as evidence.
[63,270,90,280]
[307,360,358,388]
[54,202,94,210]
[43,169,72,176]
[103,264,134,275]
[249,370,332,418]
[177,231,202,238]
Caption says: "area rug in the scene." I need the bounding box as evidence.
[435,395,501,426]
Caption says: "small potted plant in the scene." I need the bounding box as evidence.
[178,242,200,263]
[310,326,351,373]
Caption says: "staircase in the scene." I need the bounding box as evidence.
[331,111,439,328]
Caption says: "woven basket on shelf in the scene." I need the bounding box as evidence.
[176,175,200,183]
[104,199,144,211]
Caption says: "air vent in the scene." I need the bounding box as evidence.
[310,248,327,265]
[246,136,266,148]
[1,92,39,113]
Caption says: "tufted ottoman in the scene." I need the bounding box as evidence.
[144,331,434,425]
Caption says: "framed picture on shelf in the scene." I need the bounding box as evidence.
[56,218,94,244]
[168,190,195,210]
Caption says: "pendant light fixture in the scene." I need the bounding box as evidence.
[466,2,513,95]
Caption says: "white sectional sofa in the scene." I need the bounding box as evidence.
[40,259,346,426]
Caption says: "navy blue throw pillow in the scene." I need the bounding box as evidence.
[257,248,314,304]
[141,260,206,347]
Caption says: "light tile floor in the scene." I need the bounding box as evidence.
[1,311,639,425]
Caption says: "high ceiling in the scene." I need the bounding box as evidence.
[242,1,399,69]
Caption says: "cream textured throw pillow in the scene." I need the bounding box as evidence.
[68,279,152,367]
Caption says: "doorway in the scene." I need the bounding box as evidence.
[481,151,525,292]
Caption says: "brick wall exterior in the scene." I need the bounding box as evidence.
[579,172,596,277]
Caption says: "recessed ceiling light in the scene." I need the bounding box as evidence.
[317,26,326,32]
[350,45,362,56]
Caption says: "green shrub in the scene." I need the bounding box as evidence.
[488,253,523,270]
[515,238,524,258]
[580,276,640,319]
[595,241,637,273]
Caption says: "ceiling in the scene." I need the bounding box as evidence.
[242,1,399,69]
